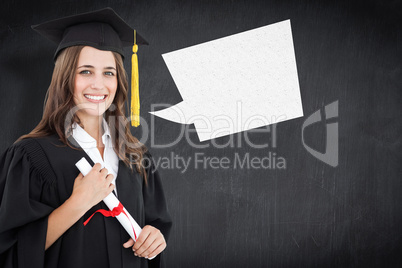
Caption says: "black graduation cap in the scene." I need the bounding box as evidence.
[31,7,148,59]
[31,7,147,127]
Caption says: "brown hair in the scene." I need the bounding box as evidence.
[18,45,148,180]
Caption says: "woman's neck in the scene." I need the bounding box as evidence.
[78,115,104,143]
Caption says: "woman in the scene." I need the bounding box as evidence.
[0,8,172,268]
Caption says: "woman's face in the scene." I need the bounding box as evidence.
[73,46,118,120]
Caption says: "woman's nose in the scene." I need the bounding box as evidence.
[90,74,104,89]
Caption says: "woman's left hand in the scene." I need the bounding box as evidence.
[123,225,166,259]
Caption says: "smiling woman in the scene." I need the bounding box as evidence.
[0,8,172,268]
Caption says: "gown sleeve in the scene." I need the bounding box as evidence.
[142,152,173,268]
[0,139,56,268]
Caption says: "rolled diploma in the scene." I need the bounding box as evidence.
[75,157,142,241]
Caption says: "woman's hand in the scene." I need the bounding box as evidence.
[46,163,114,250]
[70,163,115,211]
[123,225,166,259]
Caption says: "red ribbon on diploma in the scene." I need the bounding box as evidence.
[83,202,137,240]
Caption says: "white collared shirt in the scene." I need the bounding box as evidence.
[72,118,119,195]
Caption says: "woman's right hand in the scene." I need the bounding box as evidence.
[70,163,115,211]
[46,163,114,250]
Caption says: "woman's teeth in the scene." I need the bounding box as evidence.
[84,95,106,100]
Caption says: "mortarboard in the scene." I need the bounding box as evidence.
[32,7,148,127]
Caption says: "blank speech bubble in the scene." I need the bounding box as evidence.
[150,20,303,142]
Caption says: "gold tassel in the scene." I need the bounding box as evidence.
[131,30,140,127]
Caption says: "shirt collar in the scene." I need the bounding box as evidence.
[102,118,111,138]
[72,118,111,149]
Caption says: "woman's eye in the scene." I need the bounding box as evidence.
[79,70,91,75]
[104,71,115,76]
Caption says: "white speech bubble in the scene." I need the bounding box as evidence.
[150,19,303,142]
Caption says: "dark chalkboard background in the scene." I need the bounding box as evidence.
[1,0,401,267]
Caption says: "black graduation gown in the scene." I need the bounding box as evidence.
[0,134,172,268]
